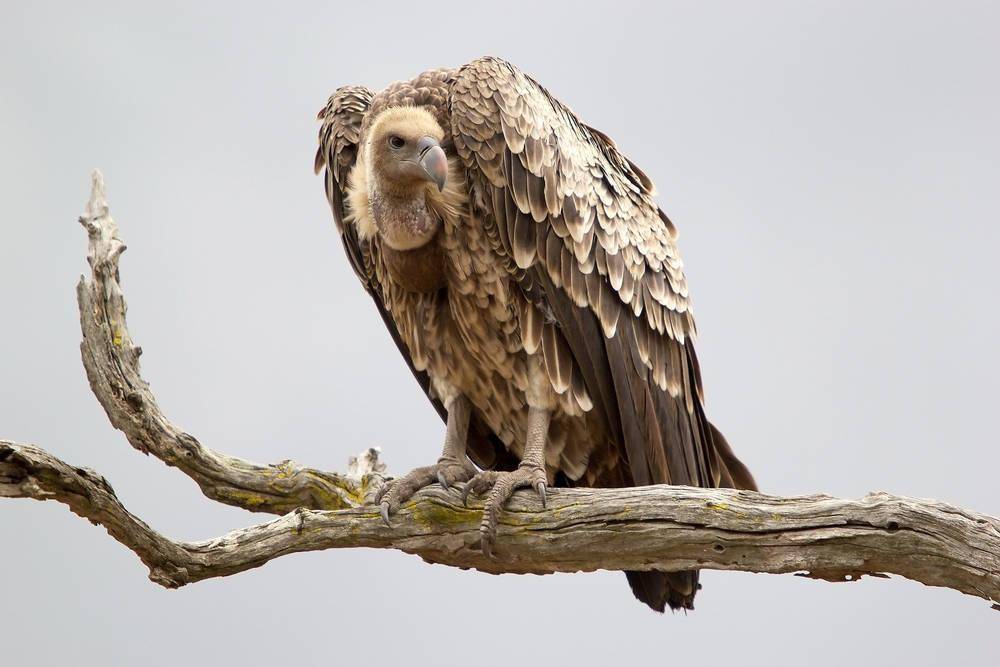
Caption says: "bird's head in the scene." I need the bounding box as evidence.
[367,107,448,195]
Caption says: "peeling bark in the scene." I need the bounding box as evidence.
[0,171,997,610]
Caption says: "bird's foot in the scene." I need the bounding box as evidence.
[375,456,476,524]
[461,463,547,557]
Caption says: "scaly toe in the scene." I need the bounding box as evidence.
[373,479,394,506]
[475,466,547,556]
[374,465,440,524]
[436,458,476,491]
[462,470,500,506]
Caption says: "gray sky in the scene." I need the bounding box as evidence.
[2,2,998,665]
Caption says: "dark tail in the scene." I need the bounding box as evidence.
[626,571,699,612]
[625,421,756,612]
[709,421,758,492]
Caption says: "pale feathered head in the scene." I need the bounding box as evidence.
[347,106,466,248]
[366,107,448,194]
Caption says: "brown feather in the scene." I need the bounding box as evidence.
[507,149,529,213]
[519,299,543,355]
[606,249,626,291]
[512,209,537,269]
[541,325,572,394]
[526,171,548,223]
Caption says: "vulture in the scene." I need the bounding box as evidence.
[315,57,756,612]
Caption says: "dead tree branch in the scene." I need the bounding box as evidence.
[76,170,381,514]
[0,171,997,610]
[3,438,998,604]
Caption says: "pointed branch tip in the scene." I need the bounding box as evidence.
[86,169,108,220]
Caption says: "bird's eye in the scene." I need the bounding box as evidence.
[388,135,405,149]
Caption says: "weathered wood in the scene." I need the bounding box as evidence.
[76,171,382,514]
[2,439,998,606]
[0,170,997,611]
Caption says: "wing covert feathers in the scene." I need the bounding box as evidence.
[450,57,741,492]
[450,58,698,397]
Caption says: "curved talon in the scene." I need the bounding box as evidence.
[462,470,498,506]
[379,501,391,526]
[378,461,474,523]
[466,466,548,557]
[480,527,495,558]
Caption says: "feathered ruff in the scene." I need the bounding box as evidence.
[346,150,469,244]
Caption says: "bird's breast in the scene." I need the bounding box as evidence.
[379,236,447,294]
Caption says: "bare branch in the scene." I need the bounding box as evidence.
[76,171,383,514]
[2,439,998,607]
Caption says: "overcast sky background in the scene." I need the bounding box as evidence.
[2,2,998,665]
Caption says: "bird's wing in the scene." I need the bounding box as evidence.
[316,86,375,280]
[315,85,515,471]
[450,57,755,490]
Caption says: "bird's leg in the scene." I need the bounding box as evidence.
[435,394,478,489]
[462,405,550,557]
[375,394,476,524]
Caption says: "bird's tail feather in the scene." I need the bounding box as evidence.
[625,421,755,613]
[709,421,758,491]
[625,570,699,612]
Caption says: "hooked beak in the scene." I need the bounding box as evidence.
[417,135,448,192]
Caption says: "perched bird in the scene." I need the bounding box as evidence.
[315,57,756,612]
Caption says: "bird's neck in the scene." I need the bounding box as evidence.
[370,185,439,252]
[370,185,446,293]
